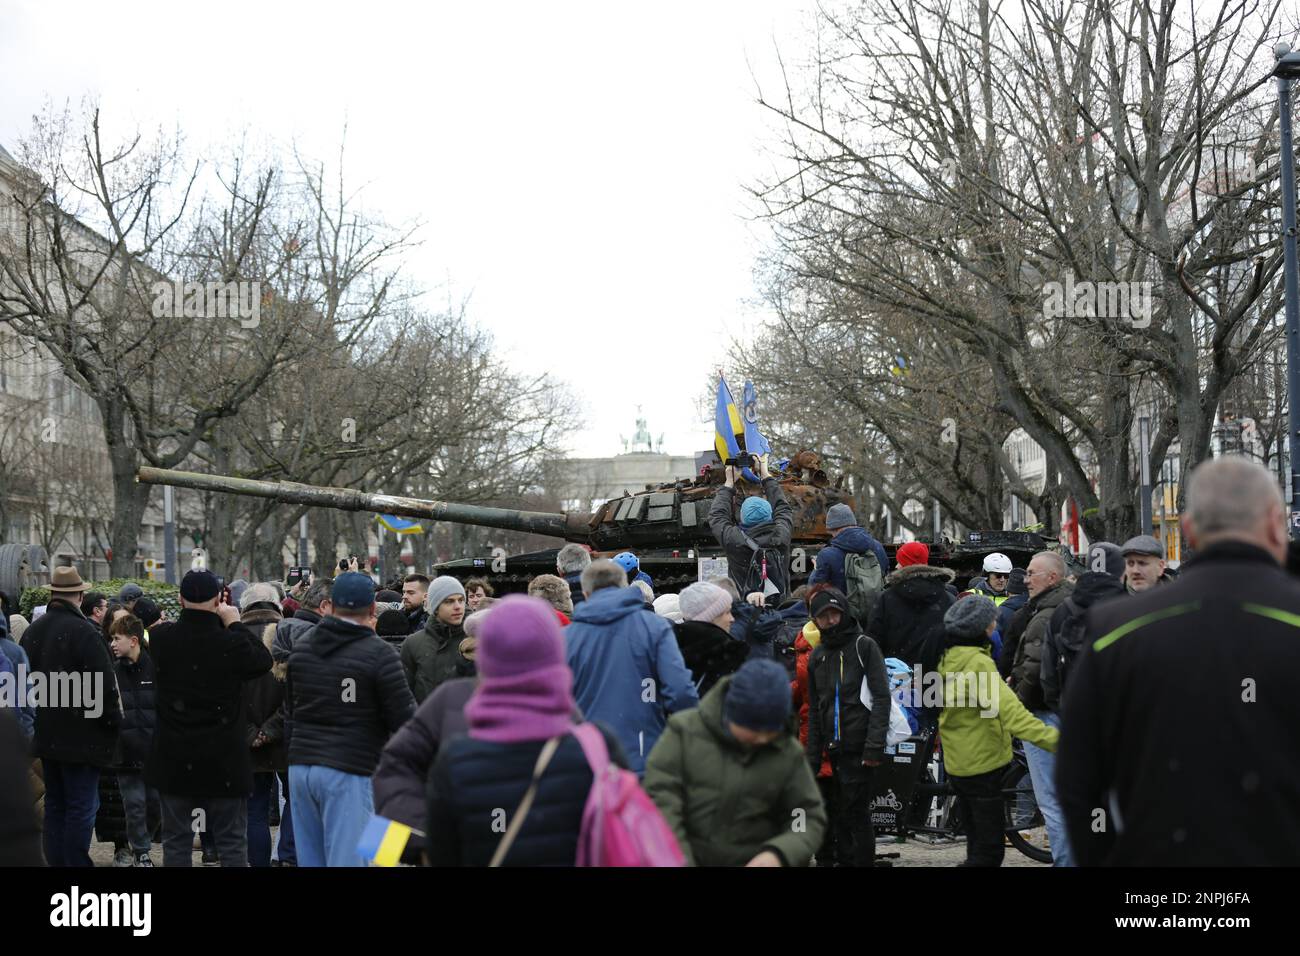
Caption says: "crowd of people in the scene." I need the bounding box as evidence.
[1,453,1298,867]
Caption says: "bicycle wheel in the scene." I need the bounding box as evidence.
[1001,762,1052,864]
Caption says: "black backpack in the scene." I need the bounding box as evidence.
[739,534,787,600]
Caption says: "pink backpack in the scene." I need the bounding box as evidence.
[570,723,686,867]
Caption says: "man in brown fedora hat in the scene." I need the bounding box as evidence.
[20,565,122,867]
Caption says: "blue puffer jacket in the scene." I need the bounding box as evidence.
[0,637,34,738]
[565,587,699,775]
[996,592,1028,637]
[809,527,890,592]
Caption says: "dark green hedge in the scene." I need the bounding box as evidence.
[20,578,181,620]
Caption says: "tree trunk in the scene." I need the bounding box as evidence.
[103,400,150,578]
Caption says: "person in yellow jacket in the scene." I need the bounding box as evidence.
[938,595,1058,866]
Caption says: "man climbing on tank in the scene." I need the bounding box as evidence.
[708,456,794,603]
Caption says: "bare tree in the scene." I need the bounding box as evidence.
[748,0,1292,541]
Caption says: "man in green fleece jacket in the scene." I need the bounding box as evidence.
[938,595,1058,867]
[644,659,826,866]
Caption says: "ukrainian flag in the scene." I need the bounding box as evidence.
[377,514,424,535]
[357,814,419,867]
[715,375,760,482]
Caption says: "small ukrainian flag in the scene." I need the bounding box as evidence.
[377,514,424,535]
[357,814,419,867]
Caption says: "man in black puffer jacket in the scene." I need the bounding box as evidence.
[287,572,414,867]
[108,614,157,866]
[805,588,890,867]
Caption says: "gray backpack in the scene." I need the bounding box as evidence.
[843,551,883,625]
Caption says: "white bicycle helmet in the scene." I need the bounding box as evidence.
[982,552,1013,574]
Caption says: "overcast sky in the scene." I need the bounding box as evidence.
[0,0,816,459]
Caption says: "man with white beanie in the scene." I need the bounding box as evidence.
[672,583,749,697]
[399,576,468,703]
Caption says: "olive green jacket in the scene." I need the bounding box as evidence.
[643,676,827,866]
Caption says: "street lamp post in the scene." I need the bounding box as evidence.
[1139,415,1153,536]
[1274,43,1300,536]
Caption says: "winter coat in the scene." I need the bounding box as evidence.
[21,599,121,767]
[997,599,1033,678]
[936,638,1058,777]
[287,615,415,776]
[112,649,156,769]
[242,618,287,773]
[0,711,42,866]
[0,637,34,738]
[272,608,322,680]
[373,677,474,831]
[809,527,890,594]
[565,586,699,775]
[804,620,890,771]
[672,619,748,698]
[866,564,956,677]
[790,624,831,778]
[400,616,468,704]
[1040,572,1125,712]
[1058,541,1300,866]
[145,609,273,797]
[707,479,795,600]
[644,675,827,866]
[563,571,585,608]
[406,606,429,635]
[995,592,1028,647]
[426,722,628,866]
[1010,580,1073,711]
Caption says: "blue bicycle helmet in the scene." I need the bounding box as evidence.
[613,551,640,575]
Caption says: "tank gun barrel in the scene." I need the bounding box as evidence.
[136,467,588,543]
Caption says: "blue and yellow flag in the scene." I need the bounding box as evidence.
[377,514,424,535]
[715,375,761,482]
[741,380,772,462]
[357,814,419,867]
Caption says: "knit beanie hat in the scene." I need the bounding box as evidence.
[678,582,732,623]
[475,595,565,680]
[1086,542,1125,580]
[1007,567,1028,595]
[944,594,997,639]
[825,503,856,531]
[375,608,411,637]
[425,575,466,613]
[133,598,163,629]
[896,542,930,567]
[653,593,683,623]
[740,496,773,527]
[723,659,792,733]
[462,608,492,639]
[228,579,250,610]
[239,582,281,612]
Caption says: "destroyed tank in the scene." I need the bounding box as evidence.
[136,457,1052,593]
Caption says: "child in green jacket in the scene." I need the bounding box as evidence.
[938,595,1058,866]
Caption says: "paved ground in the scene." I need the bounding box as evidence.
[880,833,1048,867]
[87,829,1048,867]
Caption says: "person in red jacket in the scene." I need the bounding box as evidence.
[791,607,834,867]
